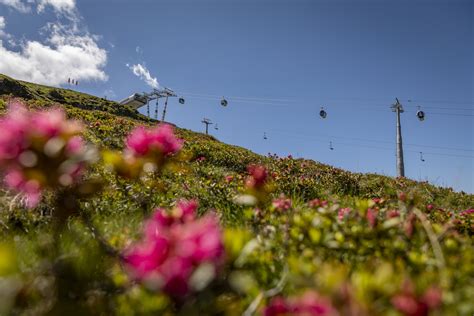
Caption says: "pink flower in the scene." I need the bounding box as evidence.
[0,102,87,207]
[293,291,338,315]
[124,200,224,299]
[173,215,224,263]
[308,199,322,208]
[338,208,351,221]
[224,175,234,183]
[65,136,85,155]
[391,283,442,316]
[147,200,198,230]
[4,170,41,208]
[124,235,170,278]
[264,291,338,316]
[30,108,66,138]
[426,204,434,212]
[150,124,182,156]
[126,124,182,157]
[272,195,292,212]
[460,209,474,216]
[404,213,416,238]
[126,126,150,156]
[263,297,290,316]
[366,208,378,228]
[387,210,400,218]
[0,104,31,162]
[246,164,268,189]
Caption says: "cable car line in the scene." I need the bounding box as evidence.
[286,136,474,159]
[178,91,474,110]
[178,94,474,115]
[270,129,474,153]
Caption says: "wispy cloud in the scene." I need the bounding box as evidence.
[37,0,76,15]
[0,16,6,37]
[0,0,31,13]
[127,63,159,89]
[0,0,76,15]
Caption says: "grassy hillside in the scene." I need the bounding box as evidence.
[0,74,473,315]
[1,74,471,213]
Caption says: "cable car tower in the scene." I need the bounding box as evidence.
[201,118,213,135]
[391,98,405,177]
[119,87,184,122]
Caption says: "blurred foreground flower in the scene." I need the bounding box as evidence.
[235,164,273,207]
[263,291,338,316]
[104,124,183,178]
[126,124,182,158]
[124,200,224,299]
[391,282,442,316]
[0,101,93,207]
[272,195,292,212]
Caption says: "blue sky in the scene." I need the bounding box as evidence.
[0,0,473,192]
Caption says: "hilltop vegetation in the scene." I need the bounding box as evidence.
[0,74,472,315]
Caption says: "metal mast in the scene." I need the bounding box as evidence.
[161,96,169,123]
[201,118,213,135]
[391,98,405,177]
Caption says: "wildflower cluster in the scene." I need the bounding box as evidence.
[0,101,90,207]
[264,291,338,316]
[124,200,225,299]
[0,99,472,316]
[104,124,182,178]
[391,281,442,316]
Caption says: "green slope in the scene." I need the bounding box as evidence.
[1,73,471,215]
[0,74,473,315]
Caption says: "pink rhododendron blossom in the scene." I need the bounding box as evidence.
[308,199,322,208]
[404,213,416,238]
[272,195,292,212]
[126,124,182,157]
[391,283,442,316]
[124,200,224,299]
[460,209,474,216]
[338,208,351,221]
[387,210,400,218]
[263,297,290,316]
[0,101,87,207]
[366,208,378,228]
[4,170,41,207]
[65,136,85,155]
[246,164,268,189]
[264,291,338,316]
[195,156,206,162]
[146,200,198,230]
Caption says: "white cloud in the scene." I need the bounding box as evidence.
[0,16,5,36]
[0,0,31,13]
[0,0,108,86]
[0,15,14,42]
[0,0,76,15]
[37,0,76,15]
[0,20,108,86]
[127,63,159,89]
